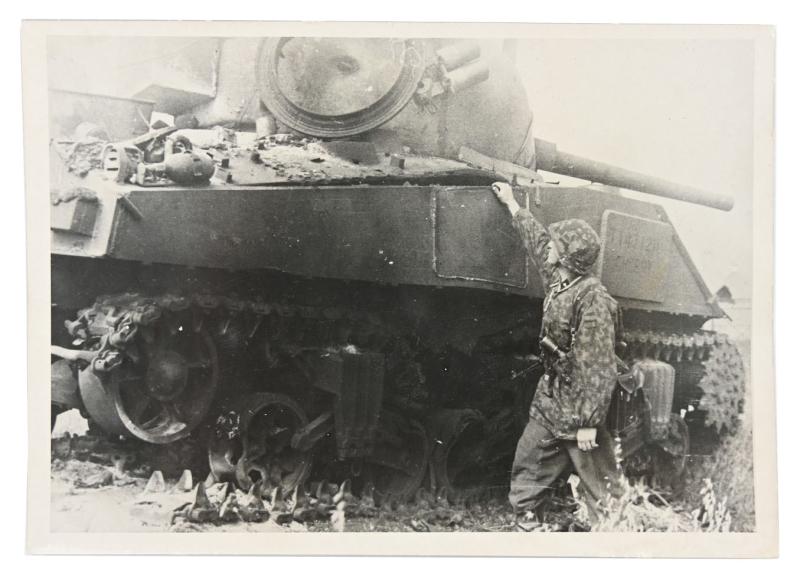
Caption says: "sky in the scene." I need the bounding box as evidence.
[516,37,755,298]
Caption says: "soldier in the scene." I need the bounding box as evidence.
[491,181,623,530]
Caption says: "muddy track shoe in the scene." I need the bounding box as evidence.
[218,493,241,523]
[238,482,269,523]
[333,479,353,508]
[268,486,294,525]
[290,485,319,523]
[311,479,336,517]
[181,482,217,524]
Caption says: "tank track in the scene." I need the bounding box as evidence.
[60,291,517,500]
[60,295,747,502]
[66,291,393,362]
[626,329,728,363]
[65,291,436,412]
[65,297,748,437]
[625,328,747,434]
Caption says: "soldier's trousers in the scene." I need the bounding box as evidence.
[508,417,622,515]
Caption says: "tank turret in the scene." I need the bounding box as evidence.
[126,37,732,211]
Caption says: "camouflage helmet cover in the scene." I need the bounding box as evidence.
[547,219,601,275]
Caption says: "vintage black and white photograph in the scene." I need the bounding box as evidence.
[23,21,776,555]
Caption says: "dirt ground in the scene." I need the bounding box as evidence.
[49,412,525,533]
[50,458,308,533]
[50,453,523,533]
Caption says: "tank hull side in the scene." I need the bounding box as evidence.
[51,183,720,319]
[97,185,537,296]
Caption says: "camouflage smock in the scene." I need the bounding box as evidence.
[512,208,619,439]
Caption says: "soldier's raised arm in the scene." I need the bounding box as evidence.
[492,182,556,290]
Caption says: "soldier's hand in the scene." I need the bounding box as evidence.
[491,182,518,209]
[576,428,598,452]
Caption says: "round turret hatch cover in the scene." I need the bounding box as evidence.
[257,38,428,138]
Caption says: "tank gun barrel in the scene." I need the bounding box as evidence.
[533,138,734,211]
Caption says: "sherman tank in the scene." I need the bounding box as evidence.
[49,37,745,501]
